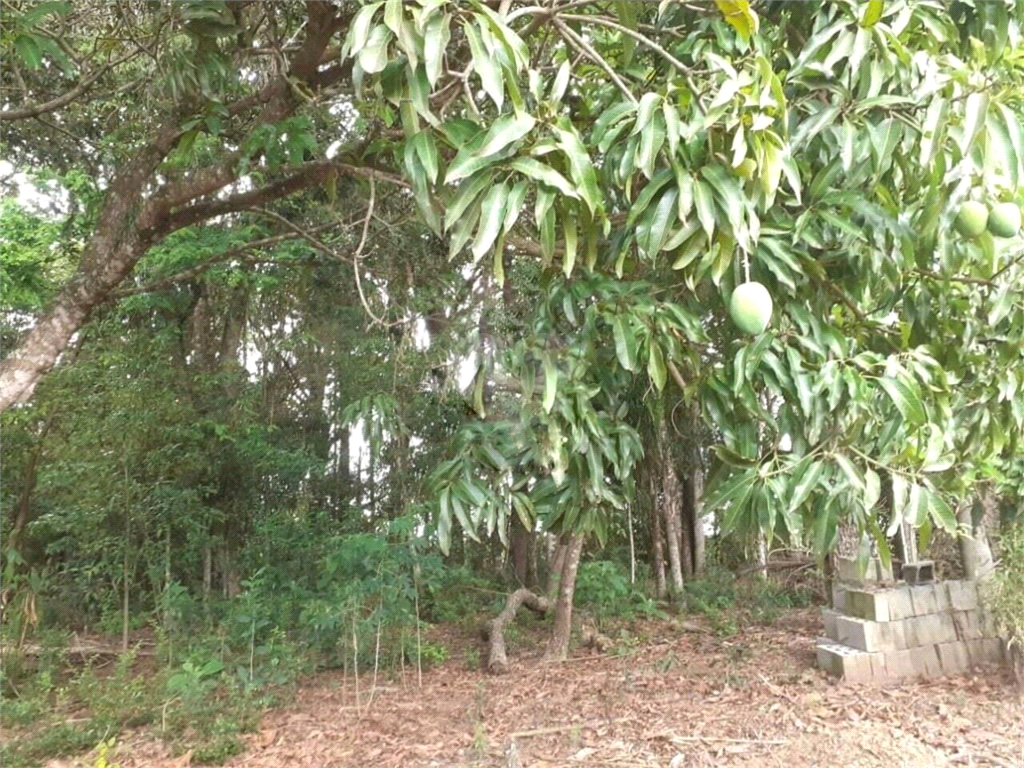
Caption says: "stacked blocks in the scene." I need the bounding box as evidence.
[817,575,1004,684]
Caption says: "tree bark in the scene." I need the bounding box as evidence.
[508,515,533,587]
[958,498,996,581]
[646,462,667,599]
[658,422,685,594]
[689,467,706,577]
[481,588,549,674]
[544,532,584,662]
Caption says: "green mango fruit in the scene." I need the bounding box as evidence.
[954,201,989,239]
[729,281,773,335]
[987,202,1021,238]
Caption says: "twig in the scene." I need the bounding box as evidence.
[553,19,637,105]
[511,717,630,739]
[668,735,789,745]
[352,177,394,329]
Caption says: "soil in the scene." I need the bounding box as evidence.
[51,609,1024,768]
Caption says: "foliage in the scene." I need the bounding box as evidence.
[982,521,1024,673]
[574,560,665,623]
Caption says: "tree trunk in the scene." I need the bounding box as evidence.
[958,499,996,581]
[482,588,549,674]
[689,467,706,577]
[658,422,685,594]
[755,530,769,579]
[508,515,533,587]
[546,538,568,599]
[544,532,584,661]
[651,498,667,599]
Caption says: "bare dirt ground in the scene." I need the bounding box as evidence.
[62,609,1024,768]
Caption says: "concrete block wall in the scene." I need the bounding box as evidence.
[817,579,1004,684]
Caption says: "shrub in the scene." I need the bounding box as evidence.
[982,522,1024,685]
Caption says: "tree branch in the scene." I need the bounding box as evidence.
[0,52,137,122]
[553,19,637,105]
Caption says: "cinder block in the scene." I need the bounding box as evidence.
[815,639,877,683]
[964,639,1002,668]
[947,580,979,611]
[911,614,958,647]
[973,637,1004,663]
[910,644,943,677]
[884,620,908,651]
[835,615,882,652]
[933,583,952,613]
[869,653,889,682]
[883,648,919,681]
[909,584,939,616]
[936,641,970,676]
[846,589,891,622]
[886,586,915,621]
[952,610,984,641]
[902,560,935,584]
[832,583,849,612]
[872,558,894,583]
[837,556,895,585]
[821,608,840,640]
[980,609,997,638]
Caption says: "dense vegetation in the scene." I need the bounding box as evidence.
[1,0,1023,764]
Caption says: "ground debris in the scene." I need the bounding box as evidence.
[55,609,1023,768]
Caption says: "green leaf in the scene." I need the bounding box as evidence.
[438,487,452,553]
[465,20,504,109]
[471,182,510,261]
[693,180,716,240]
[502,180,529,233]
[834,454,864,491]
[861,0,884,27]
[562,213,578,277]
[959,91,988,154]
[875,375,926,424]
[647,340,667,391]
[715,0,759,43]
[475,112,537,162]
[510,158,579,198]
[444,172,494,232]
[551,123,602,215]
[924,487,957,534]
[358,25,392,74]
[643,188,678,258]
[542,353,557,413]
[789,459,824,513]
[348,1,384,54]
[612,315,638,372]
[423,12,451,86]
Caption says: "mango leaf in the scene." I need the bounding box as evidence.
[861,0,884,27]
[423,12,451,86]
[876,375,926,424]
[542,353,557,413]
[510,158,579,198]
[612,315,639,371]
[715,0,759,43]
[358,25,392,74]
[647,340,667,391]
[475,112,537,161]
[471,182,510,261]
[465,20,504,108]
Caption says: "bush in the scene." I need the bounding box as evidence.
[574,560,665,624]
[982,522,1024,684]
